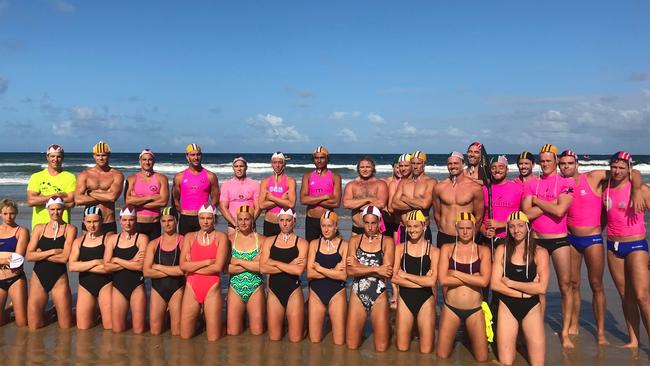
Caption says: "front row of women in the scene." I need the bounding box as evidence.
[0,197,549,365]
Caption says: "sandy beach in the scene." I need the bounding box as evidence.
[1,208,649,365]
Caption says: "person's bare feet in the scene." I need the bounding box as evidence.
[597,334,610,346]
[561,332,575,349]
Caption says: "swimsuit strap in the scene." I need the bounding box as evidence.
[336,238,343,252]
[317,237,322,252]
[233,230,239,251]
[12,226,20,237]
[254,232,259,251]
[81,234,87,245]
[293,235,299,247]
[357,234,364,252]
[271,234,279,248]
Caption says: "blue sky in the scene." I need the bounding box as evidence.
[1,0,649,154]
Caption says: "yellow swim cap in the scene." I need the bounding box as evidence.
[539,144,558,155]
[186,143,201,153]
[507,211,529,223]
[237,205,254,215]
[411,151,427,162]
[406,210,426,223]
[455,211,476,223]
[320,210,339,222]
[313,146,329,155]
[92,141,110,154]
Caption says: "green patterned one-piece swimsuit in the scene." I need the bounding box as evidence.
[230,233,263,303]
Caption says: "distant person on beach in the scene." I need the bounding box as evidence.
[491,211,550,366]
[514,151,537,186]
[559,149,644,345]
[521,144,575,348]
[179,204,228,341]
[227,205,265,336]
[0,199,29,327]
[25,197,76,329]
[26,144,76,229]
[172,144,220,235]
[463,142,483,183]
[346,206,394,352]
[391,151,437,245]
[74,141,124,235]
[103,206,147,334]
[433,152,484,248]
[437,212,490,361]
[143,207,185,336]
[479,155,522,249]
[343,156,388,236]
[602,151,650,349]
[307,210,348,344]
[124,149,169,241]
[68,206,113,330]
[259,152,296,237]
[392,210,438,353]
[219,156,260,234]
[300,146,342,242]
[261,208,308,342]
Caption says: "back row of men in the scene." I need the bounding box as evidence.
[27,140,650,348]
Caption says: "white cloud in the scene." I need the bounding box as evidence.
[248,113,308,143]
[337,128,358,143]
[329,111,360,120]
[0,76,7,94]
[50,0,75,14]
[51,105,158,137]
[171,135,217,148]
[368,112,385,124]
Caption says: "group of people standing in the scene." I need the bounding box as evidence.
[0,141,649,366]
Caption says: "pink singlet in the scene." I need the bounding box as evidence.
[604,181,646,237]
[133,173,161,216]
[186,235,219,304]
[307,170,334,210]
[220,177,260,219]
[180,168,211,211]
[514,175,537,187]
[524,173,574,235]
[267,175,289,214]
[567,174,601,228]
[483,180,523,238]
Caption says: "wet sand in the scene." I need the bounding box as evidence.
[1,209,649,364]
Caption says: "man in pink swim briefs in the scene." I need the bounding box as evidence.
[219,156,261,234]
[299,146,342,241]
[259,152,297,237]
[172,144,220,235]
[479,155,522,250]
[521,143,575,348]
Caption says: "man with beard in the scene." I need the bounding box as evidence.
[433,151,484,247]
[74,141,124,234]
[514,151,537,186]
[479,155,523,249]
[391,151,437,244]
[344,156,388,235]
[172,143,220,235]
[464,141,483,183]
